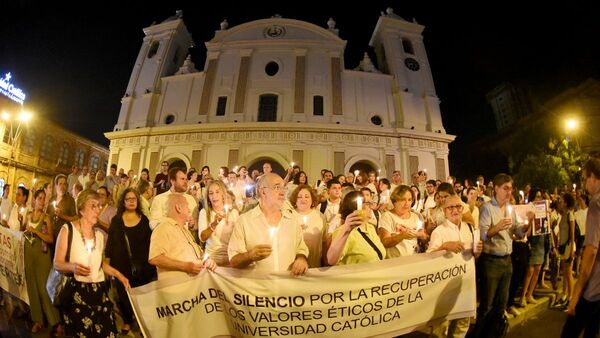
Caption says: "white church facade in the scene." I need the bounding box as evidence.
[105,9,454,181]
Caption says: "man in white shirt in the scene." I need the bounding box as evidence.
[227,171,246,208]
[322,179,342,228]
[78,165,90,189]
[67,166,80,192]
[0,185,14,223]
[427,194,482,338]
[1,186,28,231]
[149,194,216,280]
[149,168,198,230]
[390,170,403,192]
[228,173,309,275]
[423,180,437,212]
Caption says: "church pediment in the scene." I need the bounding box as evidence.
[209,18,345,46]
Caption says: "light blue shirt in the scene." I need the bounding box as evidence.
[479,197,526,256]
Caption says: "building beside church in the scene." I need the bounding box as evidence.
[105,8,454,182]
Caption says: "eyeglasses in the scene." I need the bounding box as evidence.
[263,185,284,191]
[125,197,137,202]
[445,205,464,212]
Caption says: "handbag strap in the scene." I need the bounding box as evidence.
[123,231,133,260]
[357,227,383,260]
[65,222,73,276]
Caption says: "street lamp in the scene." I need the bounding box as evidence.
[1,109,33,191]
[565,118,577,132]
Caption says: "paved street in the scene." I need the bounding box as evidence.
[507,307,569,338]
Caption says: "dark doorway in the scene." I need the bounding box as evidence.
[349,161,377,179]
[258,94,278,122]
[248,158,285,178]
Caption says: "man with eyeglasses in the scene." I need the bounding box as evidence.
[473,173,530,338]
[428,194,482,337]
[229,173,309,276]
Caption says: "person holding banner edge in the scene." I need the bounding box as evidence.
[149,194,217,280]
[427,194,482,338]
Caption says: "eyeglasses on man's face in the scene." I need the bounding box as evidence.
[445,204,463,212]
[263,184,284,191]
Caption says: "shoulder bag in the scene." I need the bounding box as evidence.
[46,223,75,307]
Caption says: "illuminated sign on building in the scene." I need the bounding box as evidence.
[0,72,27,105]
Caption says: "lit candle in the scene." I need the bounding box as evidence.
[19,207,25,215]
[477,181,480,188]
[573,183,576,190]
[377,169,381,175]
[224,204,230,217]
[376,176,380,182]
[86,241,94,278]
[519,190,524,202]
[219,168,224,176]
[416,219,423,231]
[32,178,37,186]
[52,201,57,208]
[203,253,209,263]
[134,175,137,180]
[356,196,363,211]
[506,205,513,218]
[290,161,295,167]
[2,214,6,221]
[237,199,243,208]
[229,183,233,190]
[423,168,427,173]
[302,215,308,225]
[353,170,359,184]
[233,166,238,173]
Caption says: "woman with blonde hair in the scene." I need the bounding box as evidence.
[290,184,327,267]
[198,180,239,266]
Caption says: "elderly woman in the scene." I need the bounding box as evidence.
[378,185,425,257]
[105,188,156,335]
[53,189,129,337]
[199,180,239,266]
[24,189,60,333]
[290,184,327,268]
[327,191,386,265]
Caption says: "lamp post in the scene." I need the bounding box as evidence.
[1,110,33,191]
[564,117,580,189]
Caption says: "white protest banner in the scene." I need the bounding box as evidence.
[129,251,475,337]
[0,227,29,304]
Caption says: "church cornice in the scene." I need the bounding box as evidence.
[105,122,455,145]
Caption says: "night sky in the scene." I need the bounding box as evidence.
[2,1,599,177]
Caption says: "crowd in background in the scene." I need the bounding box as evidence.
[0,156,598,338]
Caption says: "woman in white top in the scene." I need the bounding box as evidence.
[199,180,239,266]
[290,184,327,268]
[53,189,129,338]
[378,185,425,257]
[410,185,424,214]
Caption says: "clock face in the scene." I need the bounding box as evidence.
[404,57,420,71]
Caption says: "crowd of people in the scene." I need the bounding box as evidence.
[0,157,598,338]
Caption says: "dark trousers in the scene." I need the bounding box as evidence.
[474,253,512,338]
[561,297,600,338]
[508,241,529,306]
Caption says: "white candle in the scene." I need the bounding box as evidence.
[356,197,363,211]
[506,205,512,218]
[19,207,25,215]
[86,241,94,278]
[203,253,209,263]
[302,215,308,225]
[224,204,230,217]
[354,170,359,176]
[237,200,243,208]
[423,168,427,173]
[573,183,576,190]
[52,201,57,208]
[477,181,480,188]
[229,183,233,190]
[377,169,381,174]
[290,161,295,167]
[233,166,238,173]
[269,226,278,270]
[376,176,380,182]
[416,219,423,231]
[2,214,6,221]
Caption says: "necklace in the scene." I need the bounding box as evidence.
[76,222,96,251]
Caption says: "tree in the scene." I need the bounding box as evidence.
[514,138,586,191]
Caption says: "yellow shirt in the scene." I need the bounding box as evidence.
[333,223,386,265]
